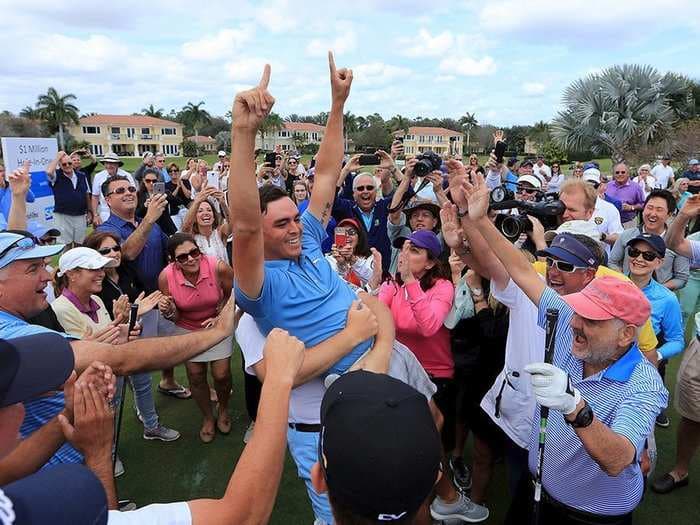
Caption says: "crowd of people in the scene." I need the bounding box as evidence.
[1,51,700,525]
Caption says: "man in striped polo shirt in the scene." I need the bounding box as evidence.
[460,174,667,523]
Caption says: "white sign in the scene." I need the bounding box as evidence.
[1,137,57,226]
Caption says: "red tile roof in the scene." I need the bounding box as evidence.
[407,126,462,137]
[79,114,182,127]
[284,122,325,133]
[188,135,216,144]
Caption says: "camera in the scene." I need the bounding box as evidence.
[489,186,565,241]
[413,150,442,177]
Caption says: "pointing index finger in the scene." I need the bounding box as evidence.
[328,51,336,74]
[259,64,271,89]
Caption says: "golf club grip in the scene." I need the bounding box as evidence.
[544,308,559,365]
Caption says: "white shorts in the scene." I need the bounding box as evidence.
[53,213,87,244]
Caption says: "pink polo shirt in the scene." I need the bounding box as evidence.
[378,278,455,378]
[165,255,222,331]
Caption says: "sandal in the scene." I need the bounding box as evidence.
[199,421,216,443]
[157,384,192,400]
[217,415,232,435]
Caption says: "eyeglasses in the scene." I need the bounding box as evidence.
[106,186,137,196]
[60,162,71,167]
[0,236,36,260]
[614,171,627,175]
[144,178,158,184]
[546,257,587,273]
[627,246,660,262]
[169,169,179,173]
[520,188,538,195]
[175,247,201,264]
[355,185,375,192]
[262,175,270,180]
[98,245,121,256]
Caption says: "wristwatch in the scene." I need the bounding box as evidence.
[566,399,594,428]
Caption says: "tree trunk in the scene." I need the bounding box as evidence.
[466,129,471,153]
[58,123,65,150]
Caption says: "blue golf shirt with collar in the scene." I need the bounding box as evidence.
[0,310,83,466]
[528,287,667,516]
[234,210,373,375]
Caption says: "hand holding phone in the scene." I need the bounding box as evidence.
[153,182,166,195]
[358,154,380,166]
[334,227,348,248]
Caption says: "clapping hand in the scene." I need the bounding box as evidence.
[397,240,416,283]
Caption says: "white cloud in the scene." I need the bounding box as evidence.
[224,58,277,84]
[522,82,546,96]
[181,28,253,61]
[352,62,412,86]
[306,28,358,57]
[253,0,299,32]
[439,56,497,76]
[400,29,454,57]
[436,75,456,83]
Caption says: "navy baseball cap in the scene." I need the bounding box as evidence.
[0,232,63,270]
[1,464,108,524]
[0,334,75,408]
[319,371,441,522]
[393,230,442,258]
[537,233,597,268]
[627,232,666,257]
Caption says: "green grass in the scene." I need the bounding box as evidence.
[116,344,699,523]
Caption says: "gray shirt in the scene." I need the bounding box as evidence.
[609,227,690,289]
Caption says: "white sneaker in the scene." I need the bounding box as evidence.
[430,493,489,523]
[114,455,124,478]
[243,421,255,444]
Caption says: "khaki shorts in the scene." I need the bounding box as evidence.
[675,337,700,423]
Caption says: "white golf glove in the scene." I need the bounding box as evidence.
[524,362,581,415]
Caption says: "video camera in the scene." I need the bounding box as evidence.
[489,185,564,241]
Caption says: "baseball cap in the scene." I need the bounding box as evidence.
[582,168,601,184]
[519,159,534,168]
[0,232,64,270]
[142,151,154,160]
[563,276,651,326]
[57,247,118,277]
[392,230,442,258]
[518,174,542,189]
[337,217,362,231]
[689,159,699,166]
[319,371,441,522]
[218,150,226,157]
[27,221,60,240]
[0,333,75,408]
[626,232,666,257]
[583,161,600,170]
[537,232,597,268]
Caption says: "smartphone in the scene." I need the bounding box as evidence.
[495,140,507,164]
[358,154,380,166]
[128,303,139,335]
[334,227,348,248]
[395,137,404,143]
[153,182,165,195]
[264,152,277,165]
[206,171,220,189]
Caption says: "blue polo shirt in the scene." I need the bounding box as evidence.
[529,288,667,516]
[639,278,684,359]
[234,210,372,375]
[97,214,167,293]
[0,311,83,466]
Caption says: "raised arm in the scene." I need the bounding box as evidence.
[6,161,30,230]
[308,52,353,226]
[463,171,546,304]
[119,193,168,260]
[46,151,64,180]
[666,194,700,259]
[229,65,274,299]
[388,160,414,225]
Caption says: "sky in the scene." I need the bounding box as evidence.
[1,0,699,127]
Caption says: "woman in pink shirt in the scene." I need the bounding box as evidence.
[158,233,234,443]
[378,229,456,448]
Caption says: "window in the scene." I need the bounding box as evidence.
[279,130,289,138]
[110,127,119,134]
[436,136,443,143]
[82,126,101,134]
[161,128,176,135]
[141,128,150,135]
[89,144,103,156]
[418,135,425,143]
[127,128,135,139]
[311,132,319,141]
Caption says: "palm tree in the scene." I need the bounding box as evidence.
[459,112,478,152]
[344,111,358,152]
[180,101,212,137]
[387,114,410,134]
[259,112,285,149]
[35,87,80,150]
[19,106,41,120]
[141,104,165,118]
[551,64,694,160]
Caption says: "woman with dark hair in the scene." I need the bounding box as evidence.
[325,217,377,288]
[158,233,234,443]
[181,187,231,264]
[136,167,177,235]
[548,162,564,193]
[378,230,456,447]
[165,162,192,229]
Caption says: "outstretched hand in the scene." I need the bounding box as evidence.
[446,159,468,208]
[461,171,490,221]
[440,203,465,249]
[329,51,353,104]
[8,161,31,196]
[232,64,275,132]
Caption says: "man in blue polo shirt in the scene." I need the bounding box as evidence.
[46,150,92,247]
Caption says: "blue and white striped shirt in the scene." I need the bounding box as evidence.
[528,288,667,516]
[0,311,84,466]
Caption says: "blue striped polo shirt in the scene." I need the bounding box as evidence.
[0,311,84,466]
[528,288,667,516]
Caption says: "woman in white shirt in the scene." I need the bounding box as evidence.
[181,187,231,265]
[634,164,657,199]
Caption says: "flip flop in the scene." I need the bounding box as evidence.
[199,426,216,444]
[217,415,232,435]
[157,384,192,400]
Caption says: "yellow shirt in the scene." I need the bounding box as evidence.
[533,261,658,352]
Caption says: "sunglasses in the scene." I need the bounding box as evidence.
[355,185,375,192]
[627,246,660,262]
[614,171,627,175]
[144,178,158,184]
[60,162,71,167]
[520,188,538,195]
[169,169,179,173]
[262,175,270,180]
[98,245,121,256]
[175,247,201,264]
[0,236,37,260]
[106,186,137,196]
[545,257,587,273]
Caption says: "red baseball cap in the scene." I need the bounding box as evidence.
[562,276,650,327]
